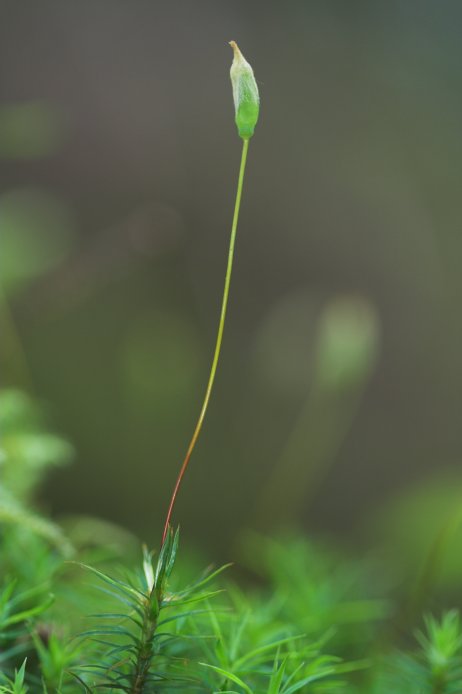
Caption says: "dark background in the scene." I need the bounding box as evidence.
[1,0,462,557]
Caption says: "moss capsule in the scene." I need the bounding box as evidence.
[229,41,260,140]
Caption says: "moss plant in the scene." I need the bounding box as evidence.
[3,42,462,694]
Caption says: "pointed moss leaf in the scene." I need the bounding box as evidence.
[163,589,224,609]
[90,584,144,617]
[157,608,213,628]
[78,627,140,644]
[173,563,232,599]
[89,612,143,629]
[284,672,338,694]
[3,594,54,627]
[8,582,55,615]
[68,672,93,693]
[0,580,17,606]
[142,545,155,593]
[75,563,144,600]
[233,634,306,670]
[268,656,287,694]
[200,663,253,694]
[165,527,180,579]
[155,527,175,588]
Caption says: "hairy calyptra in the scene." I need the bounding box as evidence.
[229,40,260,140]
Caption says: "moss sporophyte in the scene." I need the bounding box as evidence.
[161,42,260,544]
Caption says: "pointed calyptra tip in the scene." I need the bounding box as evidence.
[229,40,241,59]
[229,41,259,140]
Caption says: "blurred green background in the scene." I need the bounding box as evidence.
[1,1,462,558]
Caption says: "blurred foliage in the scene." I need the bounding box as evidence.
[313,297,379,393]
[0,390,74,559]
[239,532,389,659]
[1,390,462,691]
[0,390,73,501]
[372,471,462,600]
[372,612,462,694]
[255,295,380,527]
[0,189,74,294]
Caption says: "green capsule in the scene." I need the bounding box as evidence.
[229,41,260,140]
